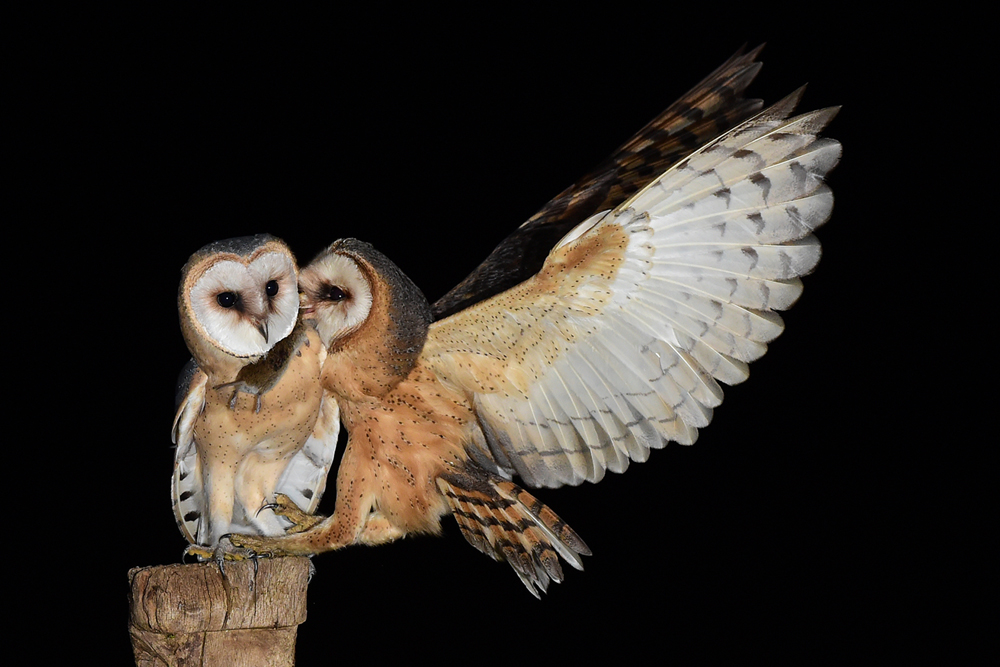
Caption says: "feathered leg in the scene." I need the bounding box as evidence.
[225,438,403,555]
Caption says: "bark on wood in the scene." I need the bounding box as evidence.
[128,556,312,667]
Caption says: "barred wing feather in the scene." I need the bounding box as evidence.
[423,92,840,489]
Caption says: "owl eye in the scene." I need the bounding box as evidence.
[216,291,239,308]
[325,286,349,302]
[265,280,279,298]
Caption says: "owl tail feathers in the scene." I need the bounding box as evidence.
[437,465,591,598]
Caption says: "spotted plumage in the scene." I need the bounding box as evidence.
[224,50,841,597]
[171,234,339,552]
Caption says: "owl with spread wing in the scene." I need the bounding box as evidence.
[223,47,841,596]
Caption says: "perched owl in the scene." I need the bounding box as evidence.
[225,48,842,596]
[171,234,340,555]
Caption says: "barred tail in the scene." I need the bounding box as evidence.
[437,465,591,597]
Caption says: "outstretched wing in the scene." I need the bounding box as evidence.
[422,91,840,489]
[431,45,766,319]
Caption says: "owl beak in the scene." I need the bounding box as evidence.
[255,319,269,343]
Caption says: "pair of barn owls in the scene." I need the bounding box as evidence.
[173,46,841,595]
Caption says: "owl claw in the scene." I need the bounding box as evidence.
[255,493,325,533]
[182,544,214,562]
[214,381,265,413]
[181,540,260,584]
[223,532,281,558]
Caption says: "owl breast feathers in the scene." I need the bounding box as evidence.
[190,46,841,596]
[171,234,340,554]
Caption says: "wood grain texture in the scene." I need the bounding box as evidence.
[127,557,311,666]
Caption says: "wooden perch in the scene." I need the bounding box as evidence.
[128,556,312,667]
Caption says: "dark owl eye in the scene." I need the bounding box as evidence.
[325,286,348,302]
[265,280,279,298]
[216,291,239,308]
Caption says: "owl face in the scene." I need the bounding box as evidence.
[298,245,374,348]
[180,234,300,359]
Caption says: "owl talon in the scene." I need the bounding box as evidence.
[256,493,324,533]
[183,544,215,562]
[182,540,258,581]
[223,532,269,557]
[214,381,266,412]
[215,535,271,563]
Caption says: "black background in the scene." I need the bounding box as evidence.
[21,7,981,664]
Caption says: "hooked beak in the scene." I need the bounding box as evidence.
[255,318,269,343]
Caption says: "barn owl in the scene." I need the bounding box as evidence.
[171,234,340,557]
[224,47,842,596]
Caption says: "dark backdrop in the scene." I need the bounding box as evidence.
[21,8,977,664]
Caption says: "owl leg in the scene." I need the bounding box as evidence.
[202,459,238,548]
[183,542,256,565]
[234,455,304,536]
[223,506,362,556]
[356,511,406,545]
[225,446,374,556]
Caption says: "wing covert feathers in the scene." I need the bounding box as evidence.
[438,464,590,598]
[425,94,840,490]
[431,45,766,319]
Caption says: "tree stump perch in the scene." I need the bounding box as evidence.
[128,557,312,667]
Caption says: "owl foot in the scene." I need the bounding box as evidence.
[221,532,290,559]
[214,381,265,413]
[256,493,325,534]
[183,541,258,562]
[182,544,216,561]
[183,540,261,584]
[206,536,316,586]
[213,320,311,413]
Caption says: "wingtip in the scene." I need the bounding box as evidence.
[782,84,808,110]
[730,42,766,61]
[744,42,766,60]
[756,85,807,122]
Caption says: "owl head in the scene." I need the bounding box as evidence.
[299,238,432,391]
[178,234,300,370]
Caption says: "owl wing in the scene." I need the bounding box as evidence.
[171,364,208,544]
[422,90,840,489]
[431,45,765,319]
